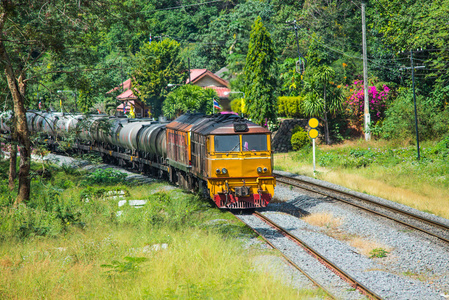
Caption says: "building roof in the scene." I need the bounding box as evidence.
[116,89,137,100]
[186,69,230,87]
[107,78,132,94]
[204,86,231,98]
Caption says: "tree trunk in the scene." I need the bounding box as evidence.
[8,139,17,191]
[323,83,330,145]
[0,40,31,205]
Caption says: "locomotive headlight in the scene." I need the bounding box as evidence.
[257,167,263,173]
[216,168,221,174]
[263,167,268,173]
[221,168,228,175]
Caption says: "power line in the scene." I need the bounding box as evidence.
[141,0,225,13]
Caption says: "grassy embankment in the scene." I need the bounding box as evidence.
[274,138,449,219]
[0,159,323,299]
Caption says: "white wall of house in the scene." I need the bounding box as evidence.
[195,76,225,87]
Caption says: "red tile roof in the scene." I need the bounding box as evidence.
[186,69,207,83]
[186,69,229,87]
[204,86,231,98]
[116,89,137,100]
[107,78,132,94]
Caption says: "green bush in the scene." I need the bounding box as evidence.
[381,88,449,141]
[291,126,309,150]
[0,204,63,240]
[119,191,203,230]
[230,98,245,115]
[277,96,305,118]
[430,135,449,158]
[83,168,127,185]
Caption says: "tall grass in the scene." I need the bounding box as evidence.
[0,162,320,299]
[274,139,449,219]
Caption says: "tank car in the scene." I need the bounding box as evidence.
[6,110,275,209]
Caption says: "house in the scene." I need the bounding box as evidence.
[187,69,232,110]
[109,68,234,117]
[107,79,150,118]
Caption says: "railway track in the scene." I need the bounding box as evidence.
[234,211,382,300]
[275,173,449,245]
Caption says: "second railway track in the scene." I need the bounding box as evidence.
[275,172,449,244]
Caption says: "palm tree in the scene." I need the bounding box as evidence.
[303,65,342,145]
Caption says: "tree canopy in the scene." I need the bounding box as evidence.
[243,17,278,126]
[131,38,186,117]
[162,85,218,118]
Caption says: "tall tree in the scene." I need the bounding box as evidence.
[0,0,124,205]
[243,16,278,126]
[131,38,186,117]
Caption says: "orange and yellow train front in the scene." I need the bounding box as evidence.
[206,122,276,209]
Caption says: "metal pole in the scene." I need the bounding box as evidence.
[362,1,370,140]
[313,138,316,176]
[410,50,420,160]
[293,20,301,69]
[188,57,191,84]
[75,66,78,112]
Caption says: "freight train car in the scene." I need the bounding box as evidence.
[2,111,276,209]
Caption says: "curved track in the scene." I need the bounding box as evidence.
[275,173,449,244]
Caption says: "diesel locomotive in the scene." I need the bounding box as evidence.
[0,111,276,209]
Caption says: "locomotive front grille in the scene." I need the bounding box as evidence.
[221,198,265,209]
[235,186,250,197]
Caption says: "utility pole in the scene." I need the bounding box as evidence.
[361,0,370,141]
[188,57,191,84]
[286,19,307,74]
[410,50,420,159]
[399,51,425,160]
[74,66,78,112]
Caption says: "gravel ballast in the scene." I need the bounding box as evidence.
[271,170,449,299]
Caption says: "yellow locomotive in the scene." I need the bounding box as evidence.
[166,113,275,209]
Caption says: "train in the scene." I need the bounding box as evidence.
[0,110,276,209]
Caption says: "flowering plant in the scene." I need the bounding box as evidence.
[344,80,391,129]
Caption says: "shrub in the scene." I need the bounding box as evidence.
[381,87,449,141]
[119,191,204,230]
[277,96,305,118]
[83,168,127,185]
[430,135,449,158]
[291,126,309,150]
[0,205,63,240]
[230,98,245,115]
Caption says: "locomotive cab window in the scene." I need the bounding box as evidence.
[214,135,240,152]
[242,134,268,151]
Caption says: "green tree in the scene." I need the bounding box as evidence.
[0,0,126,205]
[243,17,278,126]
[303,65,342,145]
[162,85,218,119]
[131,39,186,117]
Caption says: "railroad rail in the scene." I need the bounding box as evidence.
[275,173,449,244]
[235,211,382,299]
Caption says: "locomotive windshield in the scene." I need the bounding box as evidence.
[214,134,268,152]
[242,134,267,151]
[214,135,240,152]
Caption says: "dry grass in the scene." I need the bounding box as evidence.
[321,170,449,218]
[348,237,392,257]
[302,213,343,229]
[274,150,449,219]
